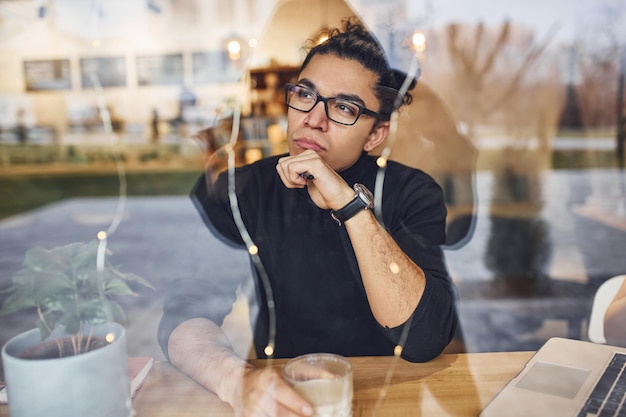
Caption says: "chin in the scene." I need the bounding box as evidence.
[287,144,300,156]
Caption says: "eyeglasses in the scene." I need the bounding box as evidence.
[284,83,381,126]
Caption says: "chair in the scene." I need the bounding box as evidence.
[588,275,626,344]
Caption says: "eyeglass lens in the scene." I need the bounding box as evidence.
[286,85,362,125]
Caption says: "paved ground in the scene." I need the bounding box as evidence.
[1,168,625,380]
[0,195,255,378]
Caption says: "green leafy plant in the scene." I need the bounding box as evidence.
[0,240,154,357]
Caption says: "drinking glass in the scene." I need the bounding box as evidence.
[283,353,353,417]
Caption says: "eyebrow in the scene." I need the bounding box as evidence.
[297,78,367,106]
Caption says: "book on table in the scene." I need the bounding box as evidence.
[128,356,154,398]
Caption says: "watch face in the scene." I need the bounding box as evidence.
[354,183,374,209]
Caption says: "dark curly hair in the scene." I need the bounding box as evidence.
[300,18,416,122]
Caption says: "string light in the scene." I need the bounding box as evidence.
[227,40,241,60]
[412,31,426,52]
[317,30,329,45]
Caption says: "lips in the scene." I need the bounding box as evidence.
[294,138,325,152]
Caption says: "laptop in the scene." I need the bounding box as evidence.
[480,337,626,417]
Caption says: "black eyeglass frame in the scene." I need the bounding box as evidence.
[284,83,381,126]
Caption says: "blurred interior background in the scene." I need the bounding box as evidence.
[0,0,625,380]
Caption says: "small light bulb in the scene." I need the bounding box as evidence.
[248,245,258,256]
[97,231,107,240]
[412,32,426,52]
[227,40,241,55]
[394,345,403,356]
[264,345,274,356]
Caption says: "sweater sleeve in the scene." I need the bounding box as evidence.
[378,167,458,362]
[189,171,247,248]
[157,172,248,360]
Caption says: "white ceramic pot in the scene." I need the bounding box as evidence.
[1,322,132,417]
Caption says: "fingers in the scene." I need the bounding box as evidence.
[273,378,314,416]
[239,367,312,417]
[276,161,308,188]
[276,150,323,188]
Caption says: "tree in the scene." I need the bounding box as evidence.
[572,0,625,130]
[424,21,559,142]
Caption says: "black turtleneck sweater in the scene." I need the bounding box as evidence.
[158,152,458,363]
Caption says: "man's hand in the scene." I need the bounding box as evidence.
[233,366,313,417]
[276,150,354,211]
[169,320,313,417]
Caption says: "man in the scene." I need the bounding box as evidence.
[158,19,458,416]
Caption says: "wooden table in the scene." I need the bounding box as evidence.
[0,351,533,417]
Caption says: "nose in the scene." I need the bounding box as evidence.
[304,100,329,130]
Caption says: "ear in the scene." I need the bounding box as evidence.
[363,121,389,152]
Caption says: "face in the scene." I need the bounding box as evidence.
[286,54,389,172]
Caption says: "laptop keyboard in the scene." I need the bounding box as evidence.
[579,352,626,417]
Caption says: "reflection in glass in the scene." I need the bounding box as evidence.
[0,0,625,415]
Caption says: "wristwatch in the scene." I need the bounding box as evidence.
[331,183,374,226]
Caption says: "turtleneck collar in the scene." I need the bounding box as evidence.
[338,152,372,185]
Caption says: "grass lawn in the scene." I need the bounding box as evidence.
[0,168,203,220]
[0,147,621,221]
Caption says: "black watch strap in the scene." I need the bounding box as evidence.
[331,184,374,226]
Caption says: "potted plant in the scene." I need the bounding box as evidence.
[0,240,154,417]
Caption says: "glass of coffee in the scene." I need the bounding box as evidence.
[283,353,353,417]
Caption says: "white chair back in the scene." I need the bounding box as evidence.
[588,275,626,344]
